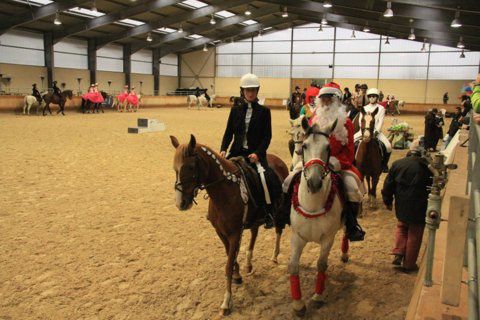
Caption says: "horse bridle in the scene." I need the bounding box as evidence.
[301,130,331,182]
[174,152,238,205]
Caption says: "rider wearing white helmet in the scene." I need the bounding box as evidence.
[220,73,282,229]
[354,87,392,172]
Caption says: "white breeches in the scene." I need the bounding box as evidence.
[354,131,392,153]
[341,171,365,203]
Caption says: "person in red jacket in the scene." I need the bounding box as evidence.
[305,81,320,106]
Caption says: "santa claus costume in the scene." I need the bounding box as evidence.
[284,82,366,241]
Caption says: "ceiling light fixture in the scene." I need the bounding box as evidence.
[323,1,332,8]
[385,36,390,45]
[321,17,328,25]
[245,5,252,16]
[178,24,183,33]
[459,49,465,58]
[203,44,208,52]
[146,32,153,42]
[351,30,356,38]
[408,28,415,40]
[282,7,288,18]
[363,22,370,33]
[457,36,465,49]
[53,11,62,25]
[317,25,323,32]
[451,9,462,28]
[383,1,393,17]
[91,0,97,12]
[210,14,216,25]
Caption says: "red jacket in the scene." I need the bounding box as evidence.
[329,118,362,179]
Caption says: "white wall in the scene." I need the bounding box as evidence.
[0,30,44,66]
[97,44,123,72]
[54,38,88,69]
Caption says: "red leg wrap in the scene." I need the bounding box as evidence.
[315,272,327,295]
[290,275,302,300]
[342,234,349,254]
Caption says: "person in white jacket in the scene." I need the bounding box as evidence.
[354,88,392,172]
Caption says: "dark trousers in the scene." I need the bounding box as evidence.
[392,221,425,269]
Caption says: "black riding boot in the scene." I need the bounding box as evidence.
[345,201,365,241]
[382,152,391,173]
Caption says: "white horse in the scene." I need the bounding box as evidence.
[187,95,198,109]
[187,94,212,110]
[288,117,345,317]
[289,115,305,169]
[23,94,45,115]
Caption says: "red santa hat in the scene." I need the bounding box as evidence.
[319,82,342,98]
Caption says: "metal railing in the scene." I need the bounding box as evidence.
[467,113,480,320]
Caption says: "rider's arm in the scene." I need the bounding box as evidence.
[220,107,236,153]
[254,108,272,158]
[375,106,386,134]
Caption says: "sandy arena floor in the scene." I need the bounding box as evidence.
[0,107,432,319]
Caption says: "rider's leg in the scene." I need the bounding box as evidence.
[378,133,392,173]
[342,174,365,241]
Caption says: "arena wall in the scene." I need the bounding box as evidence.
[215,77,290,99]
[179,50,214,91]
[159,76,178,95]
[131,73,154,95]
[54,67,90,94]
[96,71,126,94]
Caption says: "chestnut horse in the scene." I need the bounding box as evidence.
[355,107,383,208]
[170,135,288,316]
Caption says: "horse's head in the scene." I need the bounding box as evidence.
[289,116,305,155]
[301,116,336,193]
[170,134,201,211]
[360,107,378,142]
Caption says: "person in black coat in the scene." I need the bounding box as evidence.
[424,108,439,151]
[381,140,433,272]
[220,73,282,228]
[32,83,42,103]
[444,107,462,148]
[52,81,62,100]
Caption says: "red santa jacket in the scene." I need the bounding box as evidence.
[329,118,362,179]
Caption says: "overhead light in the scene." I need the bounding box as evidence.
[383,1,393,18]
[457,36,465,49]
[91,0,97,12]
[210,14,216,25]
[321,17,328,25]
[203,44,208,52]
[146,32,153,42]
[351,30,356,38]
[385,36,390,45]
[460,49,465,58]
[451,9,462,28]
[53,11,62,25]
[363,22,370,32]
[317,25,323,32]
[282,7,288,18]
[323,1,332,8]
[258,30,262,37]
[408,28,415,40]
[421,38,427,52]
[245,5,252,16]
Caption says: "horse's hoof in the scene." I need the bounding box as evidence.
[341,255,349,263]
[245,265,254,276]
[293,305,307,317]
[220,308,231,316]
[272,256,278,264]
[311,299,325,309]
[233,277,243,285]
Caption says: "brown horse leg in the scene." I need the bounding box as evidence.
[221,232,241,315]
[341,234,349,263]
[272,226,282,263]
[365,176,371,206]
[245,226,258,274]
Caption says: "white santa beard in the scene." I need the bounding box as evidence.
[315,99,348,145]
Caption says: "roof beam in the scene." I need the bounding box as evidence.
[0,0,90,35]
[160,15,293,56]
[295,13,480,51]
[381,0,480,13]
[130,5,279,53]
[262,0,480,27]
[95,0,250,49]
[53,0,184,43]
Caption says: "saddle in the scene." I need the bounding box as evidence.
[230,157,266,228]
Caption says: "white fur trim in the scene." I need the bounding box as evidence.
[314,97,348,145]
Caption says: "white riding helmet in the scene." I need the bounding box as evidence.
[240,73,260,88]
[366,88,380,96]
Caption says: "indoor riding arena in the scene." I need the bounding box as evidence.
[1,1,479,320]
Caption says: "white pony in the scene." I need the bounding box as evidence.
[288,117,345,317]
[289,115,305,169]
[23,94,45,115]
[187,94,214,110]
